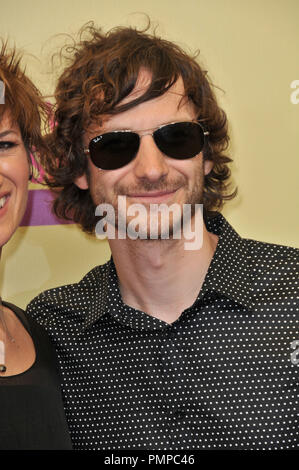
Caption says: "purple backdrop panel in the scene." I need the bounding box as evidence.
[20,189,74,226]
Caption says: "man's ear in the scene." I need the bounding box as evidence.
[204,159,213,176]
[74,173,89,189]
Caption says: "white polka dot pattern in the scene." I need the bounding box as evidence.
[26,213,299,450]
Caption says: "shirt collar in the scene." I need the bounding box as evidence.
[203,212,253,310]
[82,212,253,331]
[82,259,169,331]
[81,263,111,331]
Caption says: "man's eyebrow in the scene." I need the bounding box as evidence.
[0,130,18,138]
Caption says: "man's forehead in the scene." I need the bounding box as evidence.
[84,72,191,138]
[121,69,186,104]
[120,67,152,104]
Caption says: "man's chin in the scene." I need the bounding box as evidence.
[113,213,185,241]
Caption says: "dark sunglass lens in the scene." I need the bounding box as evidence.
[89,132,140,170]
[154,122,205,159]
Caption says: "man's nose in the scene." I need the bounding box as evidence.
[132,135,169,181]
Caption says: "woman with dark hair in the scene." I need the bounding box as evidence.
[0,42,72,449]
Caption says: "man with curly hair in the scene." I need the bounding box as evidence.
[27,25,298,451]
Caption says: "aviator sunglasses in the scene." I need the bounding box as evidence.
[84,120,209,171]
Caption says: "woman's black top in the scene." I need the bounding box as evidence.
[0,302,72,450]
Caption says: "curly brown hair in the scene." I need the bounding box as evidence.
[0,41,49,169]
[44,23,236,232]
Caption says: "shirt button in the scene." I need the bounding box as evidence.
[165,327,176,339]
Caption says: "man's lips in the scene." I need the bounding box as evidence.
[127,189,178,198]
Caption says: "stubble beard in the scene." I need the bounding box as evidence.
[90,163,205,241]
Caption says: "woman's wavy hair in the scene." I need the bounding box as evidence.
[0,41,49,173]
[44,23,237,232]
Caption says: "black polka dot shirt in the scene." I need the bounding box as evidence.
[26,213,299,450]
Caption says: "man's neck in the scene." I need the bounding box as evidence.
[109,225,218,324]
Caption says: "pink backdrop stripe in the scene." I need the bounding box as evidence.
[20,189,74,226]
